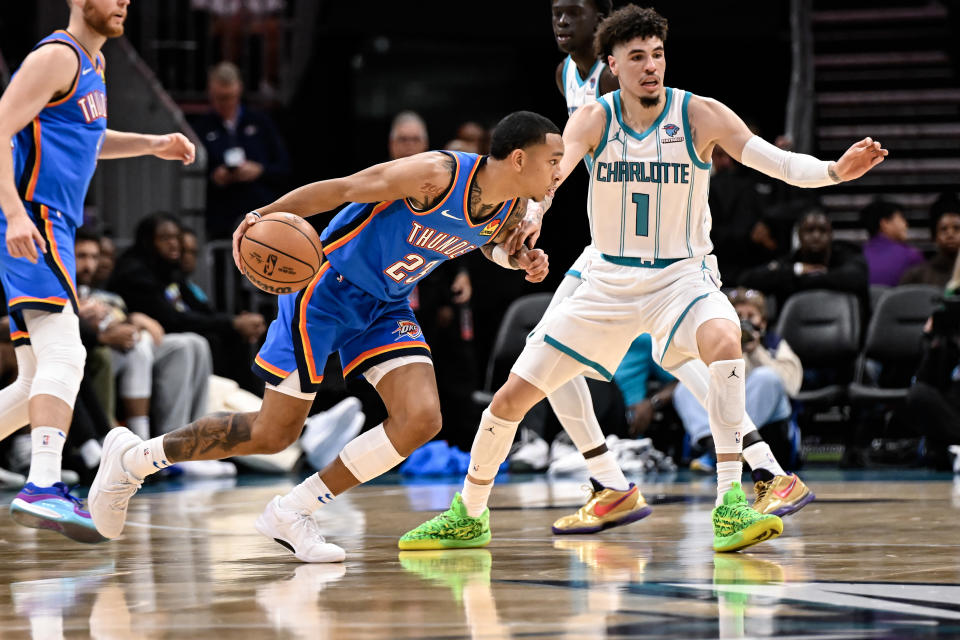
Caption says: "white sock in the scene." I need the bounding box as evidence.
[121,436,171,480]
[280,474,334,513]
[80,439,102,469]
[716,461,743,506]
[461,477,493,517]
[27,426,65,486]
[743,441,786,477]
[585,451,629,490]
[126,415,150,440]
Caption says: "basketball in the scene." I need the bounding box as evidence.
[239,212,323,294]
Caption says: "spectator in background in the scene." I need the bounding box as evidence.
[898,252,960,471]
[108,213,266,395]
[900,192,960,288]
[77,227,213,442]
[740,210,870,320]
[93,234,116,289]
[180,227,212,305]
[708,145,780,285]
[674,288,802,472]
[860,198,924,287]
[192,61,291,240]
[387,110,477,447]
[191,0,285,97]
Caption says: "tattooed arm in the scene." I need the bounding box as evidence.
[479,199,550,282]
[253,152,457,218]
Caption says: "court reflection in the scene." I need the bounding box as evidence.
[399,549,510,640]
[256,563,346,640]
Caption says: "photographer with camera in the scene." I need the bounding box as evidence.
[899,253,960,472]
[674,288,803,471]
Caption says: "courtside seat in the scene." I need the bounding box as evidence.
[848,284,941,403]
[775,289,861,405]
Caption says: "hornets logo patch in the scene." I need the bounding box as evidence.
[392,320,422,341]
[661,123,684,143]
[480,219,501,237]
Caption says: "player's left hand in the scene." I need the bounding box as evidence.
[152,133,196,165]
[832,136,887,182]
[516,247,549,283]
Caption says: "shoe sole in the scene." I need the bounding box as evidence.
[713,516,784,552]
[88,427,138,539]
[552,505,653,535]
[397,532,492,550]
[767,490,816,517]
[10,500,106,544]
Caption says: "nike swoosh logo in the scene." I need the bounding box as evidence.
[440,210,459,220]
[773,475,797,499]
[593,485,637,517]
[82,67,93,75]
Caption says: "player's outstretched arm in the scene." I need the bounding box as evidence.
[0,44,77,262]
[233,152,455,271]
[693,96,888,187]
[100,130,196,164]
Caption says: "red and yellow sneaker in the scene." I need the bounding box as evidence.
[752,470,815,517]
[552,478,652,534]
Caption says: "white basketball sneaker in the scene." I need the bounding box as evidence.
[255,496,346,563]
[88,427,144,539]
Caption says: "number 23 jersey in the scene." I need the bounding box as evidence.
[587,88,713,261]
[320,151,516,302]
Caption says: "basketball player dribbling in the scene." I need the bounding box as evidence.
[0,0,195,543]
[520,0,820,538]
[402,5,887,552]
[90,111,559,562]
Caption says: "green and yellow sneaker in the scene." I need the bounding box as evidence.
[712,482,783,552]
[398,493,491,550]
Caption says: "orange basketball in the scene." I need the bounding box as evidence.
[239,212,323,294]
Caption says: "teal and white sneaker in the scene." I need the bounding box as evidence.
[10,482,106,544]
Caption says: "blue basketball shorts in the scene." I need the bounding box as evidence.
[0,201,78,346]
[253,261,432,392]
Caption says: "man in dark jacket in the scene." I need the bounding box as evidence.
[191,61,291,240]
[740,210,870,319]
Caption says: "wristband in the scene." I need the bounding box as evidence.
[491,244,520,270]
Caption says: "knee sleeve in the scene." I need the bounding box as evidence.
[339,424,405,483]
[469,408,520,480]
[0,346,37,439]
[547,376,605,451]
[24,309,85,408]
[707,359,745,455]
[671,357,758,438]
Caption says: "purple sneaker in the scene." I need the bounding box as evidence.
[10,482,107,544]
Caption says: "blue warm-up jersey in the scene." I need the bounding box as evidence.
[320,151,517,301]
[11,30,108,228]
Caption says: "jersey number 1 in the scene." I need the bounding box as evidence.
[632,193,649,237]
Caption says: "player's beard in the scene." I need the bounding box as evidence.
[640,94,661,109]
[83,2,125,38]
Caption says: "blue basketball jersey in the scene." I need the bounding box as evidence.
[320,151,517,301]
[11,31,108,228]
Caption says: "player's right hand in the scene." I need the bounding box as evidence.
[5,208,46,264]
[232,211,262,272]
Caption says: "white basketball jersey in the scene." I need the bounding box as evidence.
[587,88,713,260]
[563,56,605,117]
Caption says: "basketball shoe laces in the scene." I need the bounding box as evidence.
[104,470,143,511]
[753,479,772,504]
[291,509,329,545]
[49,482,85,507]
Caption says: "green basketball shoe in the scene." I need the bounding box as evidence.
[398,493,491,550]
[712,482,783,552]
